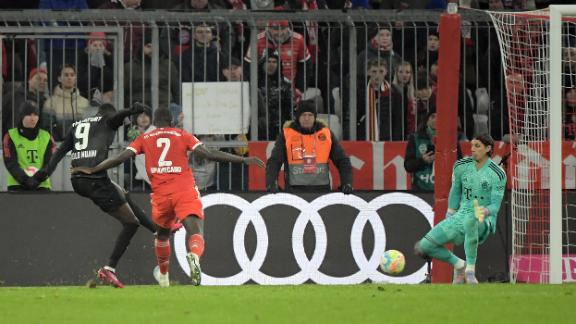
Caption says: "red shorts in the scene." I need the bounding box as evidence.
[150,189,204,229]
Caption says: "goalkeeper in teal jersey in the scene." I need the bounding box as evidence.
[415,134,507,284]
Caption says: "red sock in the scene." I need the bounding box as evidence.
[154,239,171,274]
[188,234,205,258]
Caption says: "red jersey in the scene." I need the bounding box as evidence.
[245,31,310,82]
[128,127,202,196]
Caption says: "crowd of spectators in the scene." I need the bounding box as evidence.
[0,0,571,191]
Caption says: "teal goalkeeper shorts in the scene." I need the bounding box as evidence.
[423,213,490,247]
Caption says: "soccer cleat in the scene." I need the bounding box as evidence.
[170,221,183,234]
[97,267,124,288]
[453,266,466,284]
[153,266,170,288]
[187,253,202,286]
[465,271,479,285]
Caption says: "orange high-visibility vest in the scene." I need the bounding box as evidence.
[283,127,332,186]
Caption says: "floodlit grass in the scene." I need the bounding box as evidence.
[0,284,574,323]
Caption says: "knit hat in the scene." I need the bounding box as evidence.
[269,20,290,28]
[295,100,318,120]
[28,67,47,81]
[88,32,108,48]
[19,101,40,119]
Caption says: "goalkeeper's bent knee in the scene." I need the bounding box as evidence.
[414,240,432,261]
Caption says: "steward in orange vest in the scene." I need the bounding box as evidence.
[266,101,353,193]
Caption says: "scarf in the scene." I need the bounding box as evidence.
[301,0,319,63]
[228,0,247,41]
[366,80,391,141]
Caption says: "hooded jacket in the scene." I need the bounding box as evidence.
[43,85,90,141]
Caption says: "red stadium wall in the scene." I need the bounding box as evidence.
[250,140,576,191]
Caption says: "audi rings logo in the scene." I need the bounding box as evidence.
[174,192,434,285]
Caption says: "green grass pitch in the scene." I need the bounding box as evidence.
[0,284,574,323]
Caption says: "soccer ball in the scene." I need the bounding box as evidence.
[380,250,405,275]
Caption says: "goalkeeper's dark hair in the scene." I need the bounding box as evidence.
[473,133,494,156]
[153,107,172,127]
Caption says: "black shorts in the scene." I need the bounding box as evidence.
[71,177,126,213]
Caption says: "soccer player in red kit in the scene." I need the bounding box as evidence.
[72,108,265,287]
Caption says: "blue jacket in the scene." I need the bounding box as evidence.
[38,0,89,49]
[38,0,89,9]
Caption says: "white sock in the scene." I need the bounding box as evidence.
[104,266,115,273]
[189,252,199,263]
[454,259,466,270]
[466,264,476,272]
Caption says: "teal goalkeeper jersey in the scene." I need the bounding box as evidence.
[448,157,507,235]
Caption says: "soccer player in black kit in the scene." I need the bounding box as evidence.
[35,103,161,288]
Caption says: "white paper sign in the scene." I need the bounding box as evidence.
[182,82,250,134]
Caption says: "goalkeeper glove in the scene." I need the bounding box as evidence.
[473,199,490,223]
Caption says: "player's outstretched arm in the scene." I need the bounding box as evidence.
[71,149,136,175]
[107,102,148,130]
[35,130,74,182]
[194,144,265,169]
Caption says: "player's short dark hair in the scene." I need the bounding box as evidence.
[473,133,494,155]
[154,108,172,126]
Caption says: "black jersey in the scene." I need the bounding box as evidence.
[46,109,137,178]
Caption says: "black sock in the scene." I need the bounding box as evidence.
[126,194,157,233]
[108,223,139,269]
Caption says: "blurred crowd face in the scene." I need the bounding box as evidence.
[265,57,279,76]
[374,29,392,50]
[88,40,107,53]
[396,63,412,85]
[190,0,208,9]
[488,0,504,10]
[299,112,315,130]
[416,86,432,101]
[368,64,387,87]
[137,112,151,130]
[22,112,39,129]
[224,65,243,81]
[194,26,213,45]
[143,43,153,57]
[427,35,439,51]
[29,71,48,93]
[123,0,141,8]
[58,67,77,90]
[268,26,290,43]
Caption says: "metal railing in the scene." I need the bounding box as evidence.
[0,9,505,191]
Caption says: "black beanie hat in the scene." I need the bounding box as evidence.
[19,101,40,120]
[295,100,318,120]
